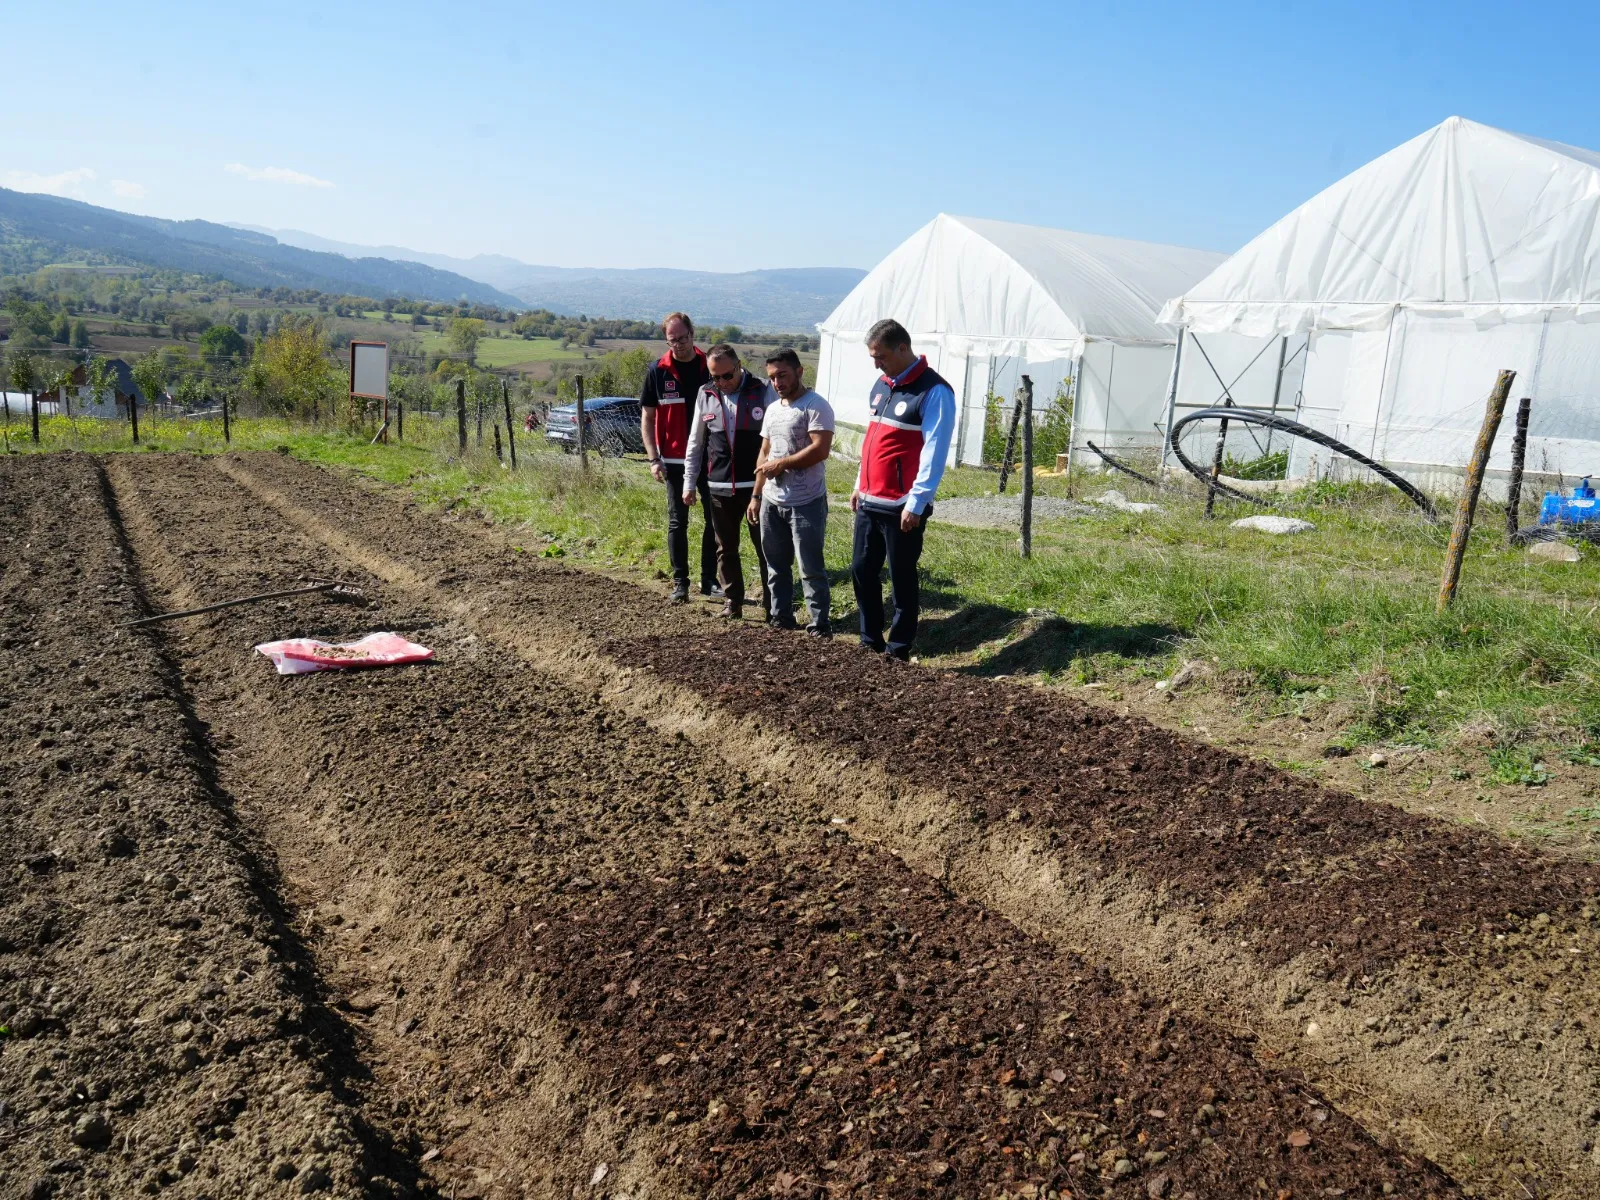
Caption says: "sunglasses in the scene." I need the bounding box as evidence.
[712,369,738,382]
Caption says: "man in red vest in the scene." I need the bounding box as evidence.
[850,319,955,660]
[640,311,719,603]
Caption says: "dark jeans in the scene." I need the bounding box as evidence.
[851,504,928,656]
[761,495,830,630]
[663,463,718,589]
[707,490,767,607]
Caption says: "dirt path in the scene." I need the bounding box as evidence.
[6,449,1598,1198]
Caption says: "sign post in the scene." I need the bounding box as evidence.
[350,341,390,441]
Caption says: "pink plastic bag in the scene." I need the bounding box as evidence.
[254,632,435,675]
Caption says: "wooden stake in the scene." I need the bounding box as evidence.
[1204,398,1232,519]
[575,374,588,470]
[455,378,467,453]
[476,393,484,444]
[998,395,1023,492]
[1438,368,1516,612]
[129,387,139,445]
[31,393,40,444]
[1020,375,1034,558]
[502,379,517,469]
[222,392,231,443]
[1504,395,1531,543]
[397,400,404,442]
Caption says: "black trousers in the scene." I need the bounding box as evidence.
[662,463,718,589]
[707,491,767,607]
[850,505,928,656]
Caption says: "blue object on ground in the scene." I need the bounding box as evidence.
[1539,477,1599,526]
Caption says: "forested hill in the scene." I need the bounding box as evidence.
[0,189,523,308]
[244,225,867,330]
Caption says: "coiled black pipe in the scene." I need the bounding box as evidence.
[1167,407,1439,521]
[1083,440,1160,487]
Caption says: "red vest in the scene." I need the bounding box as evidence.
[645,349,708,463]
[859,357,946,507]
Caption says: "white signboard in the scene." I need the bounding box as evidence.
[350,342,388,400]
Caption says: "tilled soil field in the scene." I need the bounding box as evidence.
[3,451,1598,1200]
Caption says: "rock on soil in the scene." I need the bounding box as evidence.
[1231,515,1316,534]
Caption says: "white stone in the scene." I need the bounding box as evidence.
[1527,539,1581,562]
[1092,489,1162,514]
[1230,515,1316,535]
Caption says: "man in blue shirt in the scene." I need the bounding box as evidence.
[849,319,955,660]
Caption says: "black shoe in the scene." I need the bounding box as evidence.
[718,600,743,619]
[669,582,689,604]
[883,647,910,662]
[806,625,833,639]
[860,640,887,654]
[701,581,723,597]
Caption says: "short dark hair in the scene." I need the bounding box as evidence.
[662,311,694,335]
[865,318,911,350]
[706,342,739,363]
[764,348,802,372]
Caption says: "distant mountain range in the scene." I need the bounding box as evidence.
[238,226,867,330]
[0,189,523,308]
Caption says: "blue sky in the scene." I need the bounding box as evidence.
[6,0,1599,272]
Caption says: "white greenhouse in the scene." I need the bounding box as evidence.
[816,214,1226,466]
[1159,116,1600,493]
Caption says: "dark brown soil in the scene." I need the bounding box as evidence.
[84,450,1466,1198]
[196,450,1600,1196]
[0,454,421,1198]
[607,629,1600,979]
[479,838,1456,1199]
[18,448,1600,1197]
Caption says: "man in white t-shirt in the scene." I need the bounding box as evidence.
[750,349,835,634]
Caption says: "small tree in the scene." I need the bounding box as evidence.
[70,319,91,349]
[52,313,71,343]
[199,324,249,364]
[447,317,485,364]
[131,350,168,410]
[84,356,115,412]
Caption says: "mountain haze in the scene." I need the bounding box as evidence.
[241,225,867,330]
[0,190,523,307]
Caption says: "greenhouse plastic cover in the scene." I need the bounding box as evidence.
[1159,117,1600,336]
[820,214,1226,356]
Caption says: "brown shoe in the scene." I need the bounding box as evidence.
[719,600,743,619]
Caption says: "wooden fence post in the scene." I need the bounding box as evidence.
[1020,375,1034,558]
[997,395,1024,493]
[129,388,139,445]
[456,378,467,454]
[1204,398,1233,518]
[397,400,404,443]
[502,379,517,469]
[1438,368,1516,612]
[1504,395,1531,543]
[31,394,41,444]
[575,374,587,470]
[222,392,231,443]
[476,393,484,445]
[493,425,503,462]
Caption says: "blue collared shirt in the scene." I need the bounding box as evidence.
[895,357,955,515]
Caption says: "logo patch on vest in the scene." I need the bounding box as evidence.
[663,380,677,392]
[752,406,764,422]
[894,400,908,416]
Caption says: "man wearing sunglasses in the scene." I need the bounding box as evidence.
[682,344,769,619]
[640,311,719,604]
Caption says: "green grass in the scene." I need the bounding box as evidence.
[416,331,594,369]
[11,411,1600,755]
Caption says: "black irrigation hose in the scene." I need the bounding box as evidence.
[1510,522,1600,547]
[1084,441,1160,488]
[1167,407,1440,521]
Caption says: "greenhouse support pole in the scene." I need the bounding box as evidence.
[1158,331,1185,476]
